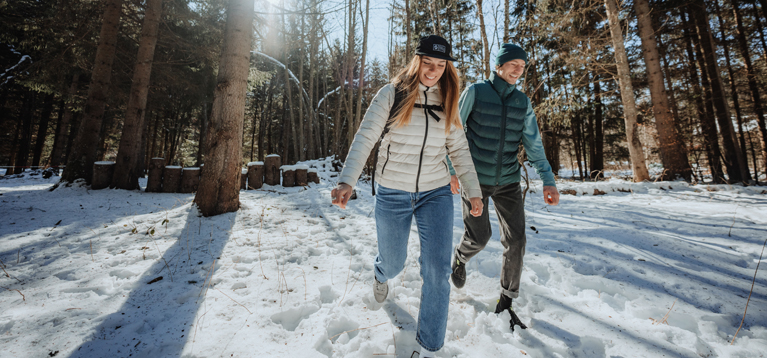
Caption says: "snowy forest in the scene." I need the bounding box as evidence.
[2,0,767,189]
[1,1,767,357]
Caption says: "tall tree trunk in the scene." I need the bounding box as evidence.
[112,0,162,190]
[14,92,35,174]
[405,0,411,60]
[430,0,442,36]
[733,0,767,181]
[503,0,510,43]
[32,93,55,168]
[593,78,604,178]
[635,0,692,181]
[715,0,752,179]
[682,10,724,183]
[194,0,254,217]
[344,0,356,156]
[307,3,318,159]
[261,76,276,159]
[572,114,584,181]
[477,0,490,78]
[62,0,124,184]
[197,101,210,166]
[688,2,747,183]
[354,0,369,138]
[604,0,650,182]
[49,73,80,168]
[297,12,306,161]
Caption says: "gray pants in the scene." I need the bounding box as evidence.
[455,182,526,299]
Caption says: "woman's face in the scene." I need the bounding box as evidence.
[419,56,447,87]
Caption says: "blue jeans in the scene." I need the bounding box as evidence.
[374,184,453,352]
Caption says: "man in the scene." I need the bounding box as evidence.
[448,43,560,331]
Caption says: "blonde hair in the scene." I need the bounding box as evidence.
[390,55,462,135]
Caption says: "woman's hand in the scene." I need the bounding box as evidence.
[450,175,460,194]
[331,183,353,209]
[469,197,483,217]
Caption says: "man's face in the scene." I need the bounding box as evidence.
[497,59,526,84]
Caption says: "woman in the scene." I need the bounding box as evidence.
[331,35,483,357]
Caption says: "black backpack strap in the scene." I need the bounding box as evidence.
[372,85,407,196]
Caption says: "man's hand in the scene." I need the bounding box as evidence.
[450,175,460,194]
[543,186,559,206]
[331,183,353,209]
[469,197,483,217]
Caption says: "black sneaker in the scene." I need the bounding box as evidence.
[495,293,527,332]
[451,256,466,288]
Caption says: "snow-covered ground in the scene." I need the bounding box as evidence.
[1,159,766,358]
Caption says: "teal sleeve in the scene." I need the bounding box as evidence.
[448,86,476,176]
[521,101,556,187]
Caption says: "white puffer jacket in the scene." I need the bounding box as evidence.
[338,83,482,198]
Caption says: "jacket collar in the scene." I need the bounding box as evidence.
[489,71,516,99]
[418,82,440,93]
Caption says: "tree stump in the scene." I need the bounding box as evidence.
[264,154,281,185]
[179,167,200,193]
[308,168,319,184]
[146,157,165,192]
[92,161,115,190]
[295,165,308,186]
[241,168,247,190]
[162,166,182,193]
[281,165,296,187]
[247,161,264,189]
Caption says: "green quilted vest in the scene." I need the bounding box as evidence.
[465,73,530,186]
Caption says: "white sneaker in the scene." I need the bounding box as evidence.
[374,278,388,303]
[419,348,436,358]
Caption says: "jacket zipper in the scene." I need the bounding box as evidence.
[415,87,430,192]
[495,90,507,185]
[381,144,391,174]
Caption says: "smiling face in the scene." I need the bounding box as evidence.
[419,56,447,87]
[496,59,526,84]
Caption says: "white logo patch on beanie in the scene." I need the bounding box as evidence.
[433,44,446,53]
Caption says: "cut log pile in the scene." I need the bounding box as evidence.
[91,155,321,192]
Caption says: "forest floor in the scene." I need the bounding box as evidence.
[1,159,766,358]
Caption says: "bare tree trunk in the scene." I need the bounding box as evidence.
[430,0,442,36]
[604,0,650,182]
[354,0,369,137]
[298,11,306,161]
[344,0,356,156]
[112,0,162,189]
[477,0,490,78]
[688,2,747,182]
[715,0,752,179]
[49,73,79,168]
[32,93,55,168]
[503,0,510,42]
[682,10,724,183]
[307,1,318,159]
[194,0,254,217]
[14,92,35,174]
[635,0,692,181]
[593,78,604,178]
[405,0,411,60]
[572,114,584,181]
[62,0,123,184]
[733,0,767,180]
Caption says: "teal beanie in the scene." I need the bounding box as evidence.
[496,43,527,66]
